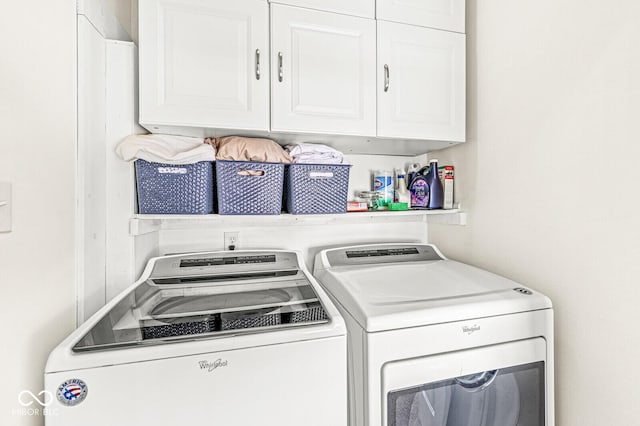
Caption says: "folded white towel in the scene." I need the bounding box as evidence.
[286,143,344,164]
[116,134,216,165]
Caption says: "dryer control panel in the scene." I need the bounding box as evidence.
[326,244,444,267]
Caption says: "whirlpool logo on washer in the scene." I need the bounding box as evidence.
[198,358,229,372]
[462,324,481,335]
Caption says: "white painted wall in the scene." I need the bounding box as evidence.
[430,1,640,425]
[0,1,77,425]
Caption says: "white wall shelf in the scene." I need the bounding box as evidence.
[130,209,466,236]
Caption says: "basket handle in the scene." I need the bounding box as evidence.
[309,171,334,179]
[157,166,188,174]
[237,170,265,177]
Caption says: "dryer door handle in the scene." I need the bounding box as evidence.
[454,369,499,392]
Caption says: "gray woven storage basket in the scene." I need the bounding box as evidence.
[216,160,284,215]
[285,163,351,214]
[135,160,214,214]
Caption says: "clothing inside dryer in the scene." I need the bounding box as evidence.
[388,362,545,426]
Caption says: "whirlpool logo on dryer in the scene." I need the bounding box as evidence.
[462,324,481,335]
[198,358,229,372]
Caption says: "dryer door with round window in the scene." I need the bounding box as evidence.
[382,338,549,426]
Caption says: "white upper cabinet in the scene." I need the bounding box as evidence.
[270,4,376,136]
[377,20,465,141]
[138,0,270,131]
[137,0,466,152]
[377,0,465,33]
[269,0,374,19]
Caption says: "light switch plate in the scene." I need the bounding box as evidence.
[0,182,12,233]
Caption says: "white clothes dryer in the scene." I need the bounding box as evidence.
[45,250,347,426]
[313,243,554,426]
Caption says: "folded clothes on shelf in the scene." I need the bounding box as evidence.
[116,134,216,164]
[285,143,345,164]
[206,136,291,163]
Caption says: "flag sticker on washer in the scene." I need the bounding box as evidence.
[56,379,88,406]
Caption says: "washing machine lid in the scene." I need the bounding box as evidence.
[73,251,332,352]
[314,244,552,332]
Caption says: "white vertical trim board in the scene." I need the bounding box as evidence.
[77,14,138,323]
[77,15,107,324]
[105,40,137,300]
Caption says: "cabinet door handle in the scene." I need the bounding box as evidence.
[255,49,261,80]
[278,52,284,82]
[384,64,390,92]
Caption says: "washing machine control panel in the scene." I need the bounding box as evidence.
[151,251,300,278]
[180,254,277,268]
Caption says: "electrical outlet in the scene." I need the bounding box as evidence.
[224,232,239,250]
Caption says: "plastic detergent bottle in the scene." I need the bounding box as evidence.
[410,175,430,208]
[395,169,411,204]
[407,163,421,189]
[426,159,444,209]
[373,170,394,206]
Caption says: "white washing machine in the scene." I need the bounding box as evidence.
[313,243,554,426]
[45,250,346,426]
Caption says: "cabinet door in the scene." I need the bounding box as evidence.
[377,20,465,141]
[269,0,374,19]
[377,0,465,33]
[139,0,269,131]
[271,4,376,136]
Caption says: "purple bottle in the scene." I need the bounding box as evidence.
[410,175,430,209]
[406,163,421,190]
[426,159,443,209]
